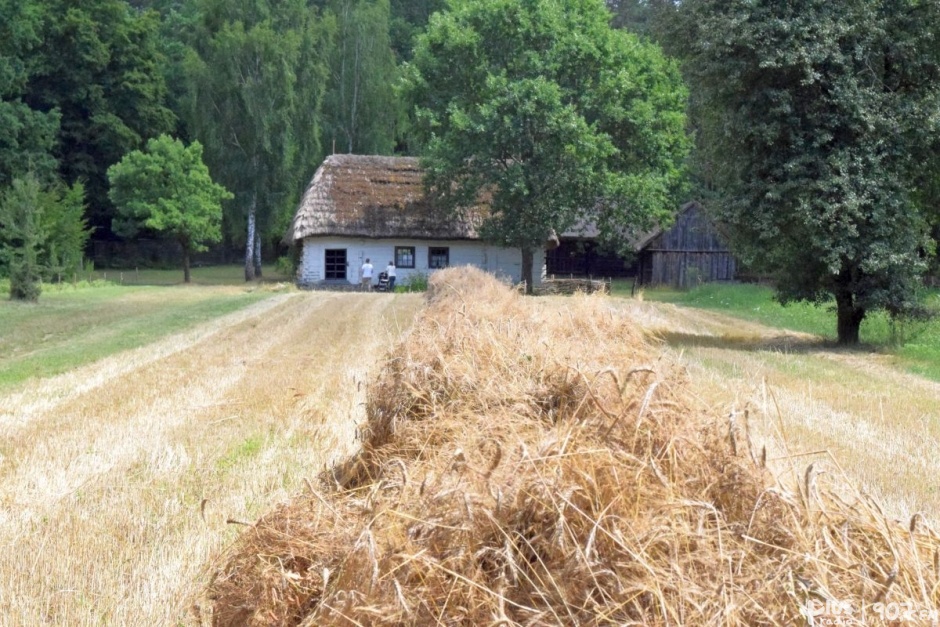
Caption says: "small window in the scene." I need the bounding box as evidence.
[324,249,347,280]
[429,247,449,269]
[395,246,415,269]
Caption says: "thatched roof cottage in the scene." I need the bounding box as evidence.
[287,154,545,288]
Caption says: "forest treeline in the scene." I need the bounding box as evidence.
[0,0,452,278]
[0,0,649,280]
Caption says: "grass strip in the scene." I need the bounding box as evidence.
[0,284,274,390]
[628,281,940,380]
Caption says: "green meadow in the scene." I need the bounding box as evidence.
[0,265,289,391]
[625,282,940,381]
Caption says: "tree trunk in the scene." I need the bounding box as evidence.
[521,246,534,295]
[245,199,256,282]
[253,229,262,278]
[835,289,865,345]
[182,246,191,284]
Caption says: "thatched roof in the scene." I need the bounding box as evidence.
[560,202,709,252]
[288,154,484,243]
[559,219,660,253]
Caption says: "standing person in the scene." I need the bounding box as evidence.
[385,261,396,291]
[360,258,373,290]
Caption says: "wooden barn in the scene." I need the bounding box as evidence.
[636,202,736,287]
[545,202,736,287]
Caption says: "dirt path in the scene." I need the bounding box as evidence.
[618,299,940,522]
[0,292,423,626]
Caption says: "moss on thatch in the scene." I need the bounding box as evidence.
[202,267,940,626]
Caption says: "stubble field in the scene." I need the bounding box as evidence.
[1,282,938,624]
[0,289,422,625]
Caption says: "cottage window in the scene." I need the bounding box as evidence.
[429,247,449,269]
[324,249,347,280]
[395,246,416,268]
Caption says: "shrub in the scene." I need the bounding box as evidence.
[398,272,428,292]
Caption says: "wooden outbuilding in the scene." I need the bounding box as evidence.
[636,202,736,287]
[546,202,736,287]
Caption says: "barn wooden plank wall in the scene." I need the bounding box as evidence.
[642,251,736,287]
[639,203,736,288]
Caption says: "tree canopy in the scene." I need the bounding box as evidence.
[408,0,689,291]
[0,0,438,271]
[322,0,398,155]
[21,0,176,233]
[0,0,60,187]
[659,0,940,343]
[108,135,230,282]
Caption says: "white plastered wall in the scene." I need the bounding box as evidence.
[298,237,545,288]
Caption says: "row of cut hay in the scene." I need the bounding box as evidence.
[203,266,940,626]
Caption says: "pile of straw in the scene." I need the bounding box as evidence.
[204,267,940,626]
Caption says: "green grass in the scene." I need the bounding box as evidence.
[216,434,265,472]
[0,266,285,391]
[633,282,940,380]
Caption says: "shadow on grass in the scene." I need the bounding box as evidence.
[652,330,849,355]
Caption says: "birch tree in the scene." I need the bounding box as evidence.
[322,0,397,155]
[181,0,330,280]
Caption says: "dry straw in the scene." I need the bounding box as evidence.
[203,267,940,626]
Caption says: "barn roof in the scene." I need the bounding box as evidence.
[287,154,485,243]
[559,203,709,252]
[559,220,660,252]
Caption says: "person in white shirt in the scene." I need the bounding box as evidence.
[360,258,373,290]
[385,261,396,291]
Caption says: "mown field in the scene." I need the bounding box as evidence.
[616,284,940,523]
[0,270,423,624]
[203,268,940,625]
[0,264,293,391]
[1,272,939,623]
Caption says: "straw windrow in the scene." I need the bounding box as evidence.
[204,267,940,626]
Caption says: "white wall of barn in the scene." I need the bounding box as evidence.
[298,237,545,287]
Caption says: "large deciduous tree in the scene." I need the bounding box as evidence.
[108,135,230,283]
[408,0,689,292]
[660,0,940,344]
